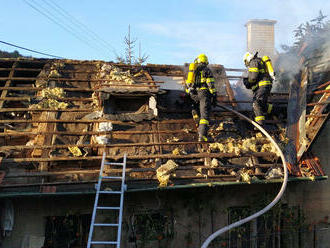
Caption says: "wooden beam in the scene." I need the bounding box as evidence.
[0,152,275,163]
[0,108,97,112]
[0,97,93,102]
[0,139,271,150]
[222,70,237,108]
[0,61,17,109]
[296,68,308,160]
[0,129,196,137]
[4,163,276,178]
[0,76,162,84]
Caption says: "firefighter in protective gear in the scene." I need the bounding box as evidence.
[185,54,217,142]
[243,52,274,125]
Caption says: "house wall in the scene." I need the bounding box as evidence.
[0,182,324,248]
[1,195,94,248]
[302,119,330,247]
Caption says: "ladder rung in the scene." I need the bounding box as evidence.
[99,190,122,194]
[102,176,122,179]
[97,206,120,210]
[94,223,119,227]
[91,241,118,245]
[104,162,124,166]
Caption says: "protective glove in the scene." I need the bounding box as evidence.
[243,78,251,89]
[271,75,276,82]
[187,88,197,96]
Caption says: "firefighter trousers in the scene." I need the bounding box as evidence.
[252,85,272,124]
[190,89,211,139]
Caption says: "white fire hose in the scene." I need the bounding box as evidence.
[201,104,288,248]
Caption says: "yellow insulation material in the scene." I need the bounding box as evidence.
[30,87,68,110]
[68,146,83,157]
[96,64,135,84]
[40,88,65,98]
[156,160,178,187]
[30,99,68,110]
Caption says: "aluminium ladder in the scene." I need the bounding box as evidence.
[87,152,127,248]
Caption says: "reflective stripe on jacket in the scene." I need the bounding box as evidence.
[185,63,216,94]
[247,57,272,91]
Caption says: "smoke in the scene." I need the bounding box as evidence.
[232,79,253,111]
[319,28,330,65]
[273,52,301,93]
[274,14,330,92]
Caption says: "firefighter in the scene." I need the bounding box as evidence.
[185,54,217,141]
[242,52,275,126]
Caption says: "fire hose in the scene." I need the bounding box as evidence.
[201,103,288,248]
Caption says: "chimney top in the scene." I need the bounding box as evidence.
[245,19,277,26]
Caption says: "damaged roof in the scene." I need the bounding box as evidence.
[0,57,328,196]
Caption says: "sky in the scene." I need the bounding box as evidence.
[1,0,330,68]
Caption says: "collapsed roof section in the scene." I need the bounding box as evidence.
[0,58,327,195]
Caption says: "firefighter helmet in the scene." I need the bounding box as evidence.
[243,52,253,66]
[195,54,209,64]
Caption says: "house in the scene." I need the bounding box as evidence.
[0,54,328,248]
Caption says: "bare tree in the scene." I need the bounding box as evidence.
[135,41,149,65]
[124,25,137,65]
[115,25,149,65]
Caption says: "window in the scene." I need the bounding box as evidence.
[223,205,303,248]
[228,207,252,248]
[127,210,174,246]
[44,214,90,248]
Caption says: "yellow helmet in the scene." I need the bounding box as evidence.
[243,52,253,66]
[195,53,209,64]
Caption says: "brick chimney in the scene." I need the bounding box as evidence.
[245,19,277,59]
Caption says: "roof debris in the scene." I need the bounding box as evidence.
[68,146,83,157]
[95,63,134,84]
[156,160,179,187]
[0,58,327,191]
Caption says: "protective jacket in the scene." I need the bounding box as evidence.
[185,63,216,95]
[247,57,272,91]
[185,63,216,141]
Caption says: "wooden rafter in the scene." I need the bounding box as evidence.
[0,61,17,109]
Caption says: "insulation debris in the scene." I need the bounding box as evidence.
[255,132,263,139]
[29,99,68,110]
[261,143,280,157]
[237,169,254,184]
[172,148,187,155]
[265,168,283,179]
[166,137,180,143]
[216,122,224,131]
[40,88,65,99]
[96,64,134,84]
[156,160,178,187]
[241,137,258,153]
[149,96,158,116]
[182,128,192,133]
[209,138,242,155]
[48,69,61,78]
[209,130,273,155]
[48,62,65,78]
[68,146,83,157]
[30,87,68,110]
[92,92,100,108]
[172,148,180,155]
[93,122,113,145]
[211,158,219,168]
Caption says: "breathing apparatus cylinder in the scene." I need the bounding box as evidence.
[186,62,196,84]
[262,55,275,79]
